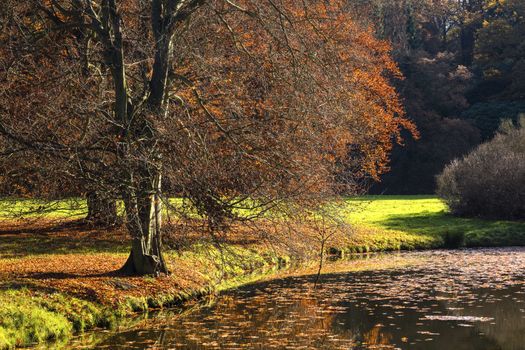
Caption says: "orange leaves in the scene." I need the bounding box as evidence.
[1,0,417,229]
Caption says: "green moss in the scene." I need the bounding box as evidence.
[0,289,128,349]
[0,329,11,349]
[123,296,149,313]
[39,293,119,331]
[0,290,72,349]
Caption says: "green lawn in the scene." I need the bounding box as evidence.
[0,198,87,219]
[344,195,525,249]
[1,195,524,253]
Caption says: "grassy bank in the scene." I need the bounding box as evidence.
[0,289,120,349]
[0,225,295,349]
[1,195,524,348]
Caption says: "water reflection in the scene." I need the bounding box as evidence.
[93,248,525,349]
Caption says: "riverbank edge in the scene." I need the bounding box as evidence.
[1,222,522,349]
[0,247,307,349]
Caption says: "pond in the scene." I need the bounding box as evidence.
[90,248,525,349]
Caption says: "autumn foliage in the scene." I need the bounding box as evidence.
[0,0,415,274]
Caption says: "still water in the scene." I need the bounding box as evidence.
[92,248,525,349]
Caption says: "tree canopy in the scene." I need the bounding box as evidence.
[0,0,414,275]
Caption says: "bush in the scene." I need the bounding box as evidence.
[437,118,525,220]
[443,231,465,249]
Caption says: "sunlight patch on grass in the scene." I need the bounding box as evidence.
[0,290,71,348]
[0,288,125,349]
[344,196,525,248]
[0,198,87,220]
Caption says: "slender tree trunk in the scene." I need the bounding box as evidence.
[120,173,169,275]
[86,192,119,227]
[460,25,475,66]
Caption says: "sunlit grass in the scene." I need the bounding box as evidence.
[0,198,87,219]
[0,197,261,221]
[0,290,71,348]
[1,195,524,349]
[0,288,126,349]
[1,195,524,252]
[344,195,525,248]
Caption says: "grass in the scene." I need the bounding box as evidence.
[0,233,288,348]
[0,290,72,348]
[0,195,524,348]
[344,195,525,250]
[0,288,130,349]
[0,198,87,220]
[1,194,523,259]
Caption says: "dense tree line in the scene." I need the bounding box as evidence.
[357,0,525,194]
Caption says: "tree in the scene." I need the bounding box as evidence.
[473,0,525,100]
[371,49,480,194]
[0,0,414,275]
[461,101,525,140]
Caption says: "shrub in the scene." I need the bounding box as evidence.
[442,231,465,249]
[437,118,525,220]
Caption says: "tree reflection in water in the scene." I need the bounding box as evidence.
[92,248,525,349]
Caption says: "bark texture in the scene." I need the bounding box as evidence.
[120,174,168,275]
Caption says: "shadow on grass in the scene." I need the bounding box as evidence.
[378,212,525,246]
[0,221,129,256]
[0,220,91,236]
[0,220,260,258]
[377,212,472,235]
[0,280,58,293]
[0,279,107,302]
[0,235,129,257]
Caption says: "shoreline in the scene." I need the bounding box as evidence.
[3,243,525,349]
[1,195,525,348]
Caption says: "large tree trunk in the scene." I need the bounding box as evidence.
[120,173,169,276]
[85,192,119,227]
[97,0,171,276]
